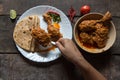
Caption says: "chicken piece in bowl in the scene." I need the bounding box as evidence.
[74,12,116,53]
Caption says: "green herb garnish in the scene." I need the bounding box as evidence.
[48,12,61,23]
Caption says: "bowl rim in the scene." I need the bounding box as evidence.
[74,12,116,53]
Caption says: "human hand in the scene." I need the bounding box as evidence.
[56,38,84,63]
[56,38,107,80]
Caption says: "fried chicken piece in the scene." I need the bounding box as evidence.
[80,32,107,48]
[79,19,109,48]
[43,13,52,25]
[80,32,94,45]
[100,11,111,22]
[79,20,97,32]
[43,13,62,42]
[95,23,109,38]
[31,27,51,47]
[78,12,111,48]
[92,33,107,48]
[79,12,111,33]
[47,24,62,41]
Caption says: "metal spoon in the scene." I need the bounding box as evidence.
[51,41,56,45]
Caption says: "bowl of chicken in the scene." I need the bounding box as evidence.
[74,12,116,53]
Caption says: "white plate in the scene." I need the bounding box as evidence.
[16,5,72,62]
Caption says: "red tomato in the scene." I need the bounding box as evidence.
[80,5,91,15]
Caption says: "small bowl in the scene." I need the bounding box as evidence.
[74,13,116,53]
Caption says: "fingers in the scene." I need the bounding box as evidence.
[56,41,64,51]
[57,38,65,43]
[58,38,70,44]
[57,38,65,47]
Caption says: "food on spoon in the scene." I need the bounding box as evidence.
[80,5,91,15]
[78,12,111,48]
[31,27,51,47]
[43,13,63,42]
[13,15,40,52]
[47,24,62,42]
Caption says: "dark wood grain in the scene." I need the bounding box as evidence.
[0,16,18,53]
[0,54,76,80]
[109,17,120,54]
[0,0,120,80]
[108,0,120,16]
[0,0,119,16]
[0,0,109,15]
[110,55,120,80]
[0,54,120,80]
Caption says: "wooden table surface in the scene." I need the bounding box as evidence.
[0,0,120,80]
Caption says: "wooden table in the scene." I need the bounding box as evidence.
[0,0,120,80]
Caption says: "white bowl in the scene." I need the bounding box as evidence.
[74,13,116,53]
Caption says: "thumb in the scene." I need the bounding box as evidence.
[56,42,64,51]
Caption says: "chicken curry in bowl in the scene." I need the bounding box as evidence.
[74,12,116,53]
